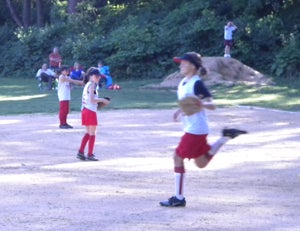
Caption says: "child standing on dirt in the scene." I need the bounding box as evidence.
[57,65,83,129]
[159,52,247,207]
[77,67,110,161]
[224,21,237,58]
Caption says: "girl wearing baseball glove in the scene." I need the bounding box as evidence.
[160,52,247,207]
[77,67,110,161]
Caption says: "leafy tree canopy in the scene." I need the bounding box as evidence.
[0,0,299,79]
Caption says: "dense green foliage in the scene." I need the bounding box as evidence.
[0,0,299,80]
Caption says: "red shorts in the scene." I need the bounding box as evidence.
[224,39,234,48]
[176,133,211,159]
[81,108,98,126]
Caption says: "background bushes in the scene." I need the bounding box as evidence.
[0,0,299,80]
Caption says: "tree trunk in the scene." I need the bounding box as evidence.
[36,0,44,27]
[5,0,23,27]
[22,0,31,30]
[97,0,108,8]
[67,0,78,14]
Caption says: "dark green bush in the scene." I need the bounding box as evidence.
[271,33,300,79]
[0,0,300,80]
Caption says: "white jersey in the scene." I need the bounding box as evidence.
[178,75,209,135]
[57,75,71,101]
[224,25,237,40]
[81,81,98,112]
[36,68,55,78]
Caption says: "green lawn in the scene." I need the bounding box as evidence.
[0,77,299,115]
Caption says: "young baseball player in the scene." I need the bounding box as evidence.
[224,21,237,58]
[57,65,83,129]
[159,52,247,207]
[77,67,110,161]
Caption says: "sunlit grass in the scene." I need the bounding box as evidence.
[0,77,299,115]
[0,94,48,101]
[210,83,300,111]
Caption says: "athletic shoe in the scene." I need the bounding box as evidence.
[77,152,86,161]
[59,124,73,129]
[86,154,99,161]
[65,124,73,129]
[222,128,247,139]
[160,196,186,207]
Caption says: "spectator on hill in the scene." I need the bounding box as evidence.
[224,21,237,58]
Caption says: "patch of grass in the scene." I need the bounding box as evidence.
[0,77,299,115]
[0,78,177,115]
[211,81,300,111]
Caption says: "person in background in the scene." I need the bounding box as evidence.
[70,62,85,80]
[57,65,83,129]
[97,60,113,88]
[49,47,62,71]
[224,21,237,58]
[36,63,57,90]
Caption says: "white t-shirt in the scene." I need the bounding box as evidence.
[177,75,209,135]
[224,25,237,40]
[57,75,71,101]
[36,68,55,77]
[81,81,98,112]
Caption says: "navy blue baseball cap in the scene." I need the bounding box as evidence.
[88,67,101,76]
[173,52,202,69]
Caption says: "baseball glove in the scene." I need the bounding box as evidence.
[178,95,203,116]
[97,97,111,110]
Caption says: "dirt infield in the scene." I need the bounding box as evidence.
[0,107,299,231]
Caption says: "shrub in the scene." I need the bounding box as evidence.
[271,33,300,79]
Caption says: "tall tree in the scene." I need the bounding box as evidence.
[67,0,79,14]
[5,0,23,27]
[22,0,31,29]
[36,0,45,27]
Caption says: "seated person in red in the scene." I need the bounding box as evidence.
[70,62,85,80]
[36,63,57,90]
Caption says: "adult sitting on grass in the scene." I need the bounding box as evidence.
[97,60,113,89]
[36,63,57,90]
[70,62,85,81]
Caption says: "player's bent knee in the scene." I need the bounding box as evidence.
[195,155,211,168]
[195,162,208,168]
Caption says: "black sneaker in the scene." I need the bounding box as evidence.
[222,128,247,139]
[77,152,86,161]
[86,154,98,161]
[59,124,73,129]
[160,196,186,207]
[65,124,73,129]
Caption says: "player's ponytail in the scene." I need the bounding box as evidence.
[83,67,100,84]
[199,66,207,76]
[83,72,90,84]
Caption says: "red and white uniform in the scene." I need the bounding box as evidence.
[57,75,71,101]
[81,81,98,126]
[81,82,98,112]
[177,75,209,135]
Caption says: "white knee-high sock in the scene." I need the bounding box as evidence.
[175,173,184,200]
[208,137,230,156]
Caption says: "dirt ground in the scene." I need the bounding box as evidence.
[0,107,299,231]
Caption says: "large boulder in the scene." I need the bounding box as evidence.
[156,57,270,88]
